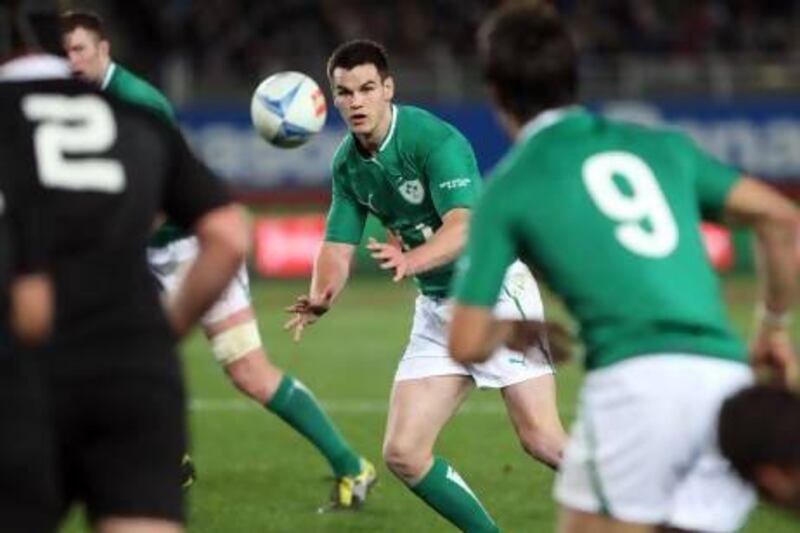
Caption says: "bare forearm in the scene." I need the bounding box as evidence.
[310,243,354,304]
[170,241,244,335]
[450,305,513,364]
[724,178,800,320]
[169,206,249,336]
[405,211,469,276]
[754,218,799,315]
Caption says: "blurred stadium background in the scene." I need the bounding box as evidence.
[56,0,800,531]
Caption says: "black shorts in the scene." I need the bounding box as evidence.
[46,341,186,525]
[0,354,59,533]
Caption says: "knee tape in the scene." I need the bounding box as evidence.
[210,320,262,365]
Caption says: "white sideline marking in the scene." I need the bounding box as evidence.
[189,398,507,414]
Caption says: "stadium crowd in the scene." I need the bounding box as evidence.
[94,0,800,100]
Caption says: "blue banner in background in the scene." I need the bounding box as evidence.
[179,100,800,191]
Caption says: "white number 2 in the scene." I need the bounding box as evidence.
[582,151,678,258]
[22,94,125,193]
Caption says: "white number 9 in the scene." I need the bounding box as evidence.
[582,151,678,258]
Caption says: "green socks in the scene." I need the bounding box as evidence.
[266,375,361,477]
[411,456,500,533]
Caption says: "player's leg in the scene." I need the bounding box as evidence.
[151,239,369,491]
[205,306,282,403]
[383,375,500,532]
[489,261,567,468]
[0,357,60,533]
[202,268,368,487]
[501,373,567,469]
[65,342,187,533]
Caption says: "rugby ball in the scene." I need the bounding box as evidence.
[250,71,327,148]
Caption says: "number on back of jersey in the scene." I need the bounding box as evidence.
[22,94,126,193]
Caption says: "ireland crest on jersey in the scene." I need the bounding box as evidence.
[399,179,425,205]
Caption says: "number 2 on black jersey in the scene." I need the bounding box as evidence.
[22,94,126,193]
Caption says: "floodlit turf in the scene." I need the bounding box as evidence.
[62,275,797,532]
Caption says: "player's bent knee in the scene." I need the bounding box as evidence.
[382,439,431,482]
[518,425,564,468]
[210,319,262,366]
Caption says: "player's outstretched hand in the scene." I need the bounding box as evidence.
[506,320,574,365]
[750,325,799,388]
[284,290,333,342]
[367,237,410,282]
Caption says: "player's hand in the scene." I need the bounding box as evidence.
[750,324,799,388]
[367,237,410,282]
[506,320,574,365]
[283,289,333,342]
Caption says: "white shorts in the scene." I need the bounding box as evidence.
[395,261,554,389]
[555,354,755,532]
[147,237,252,326]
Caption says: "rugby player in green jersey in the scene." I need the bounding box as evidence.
[286,39,567,530]
[450,3,800,533]
[60,10,374,508]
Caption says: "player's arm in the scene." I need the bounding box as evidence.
[369,133,481,280]
[285,174,365,341]
[160,130,251,338]
[168,205,250,337]
[723,178,800,385]
[449,185,519,363]
[368,208,469,281]
[5,176,54,345]
[687,130,799,385]
[10,273,53,345]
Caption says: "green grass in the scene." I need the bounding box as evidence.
[62,275,797,532]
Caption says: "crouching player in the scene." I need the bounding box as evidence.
[286,39,567,529]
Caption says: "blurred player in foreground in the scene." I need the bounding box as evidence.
[449,2,799,533]
[1,0,249,530]
[719,385,800,517]
[61,10,373,501]
[286,39,566,527]
[0,41,57,529]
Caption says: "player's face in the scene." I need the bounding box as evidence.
[63,27,110,84]
[331,64,394,136]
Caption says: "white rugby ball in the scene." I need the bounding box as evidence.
[250,71,327,148]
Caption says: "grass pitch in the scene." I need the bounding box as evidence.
[64,275,796,532]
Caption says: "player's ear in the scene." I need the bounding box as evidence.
[383,75,394,101]
[98,38,110,58]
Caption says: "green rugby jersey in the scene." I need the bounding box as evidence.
[102,62,185,247]
[456,107,747,371]
[326,104,481,297]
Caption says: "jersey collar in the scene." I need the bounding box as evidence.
[354,104,398,161]
[100,62,117,90]
[518,105,584,143]
[378,104,398,152]
[0,53,71,82]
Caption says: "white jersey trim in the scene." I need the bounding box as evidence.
[100,62,117,90]
[0,54,71,82]
[378,104,398,152]
[518,105,583,143]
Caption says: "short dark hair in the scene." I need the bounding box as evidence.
[60,9,106,40]
[326,39,389,80]
[2,0,62,57]
[478,0,577,124]
[719,385,800,481]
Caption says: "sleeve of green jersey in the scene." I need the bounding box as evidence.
[680,134,742,221]
[424,133,481,216]
[324,175,367,244]
[454,183,517,308]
